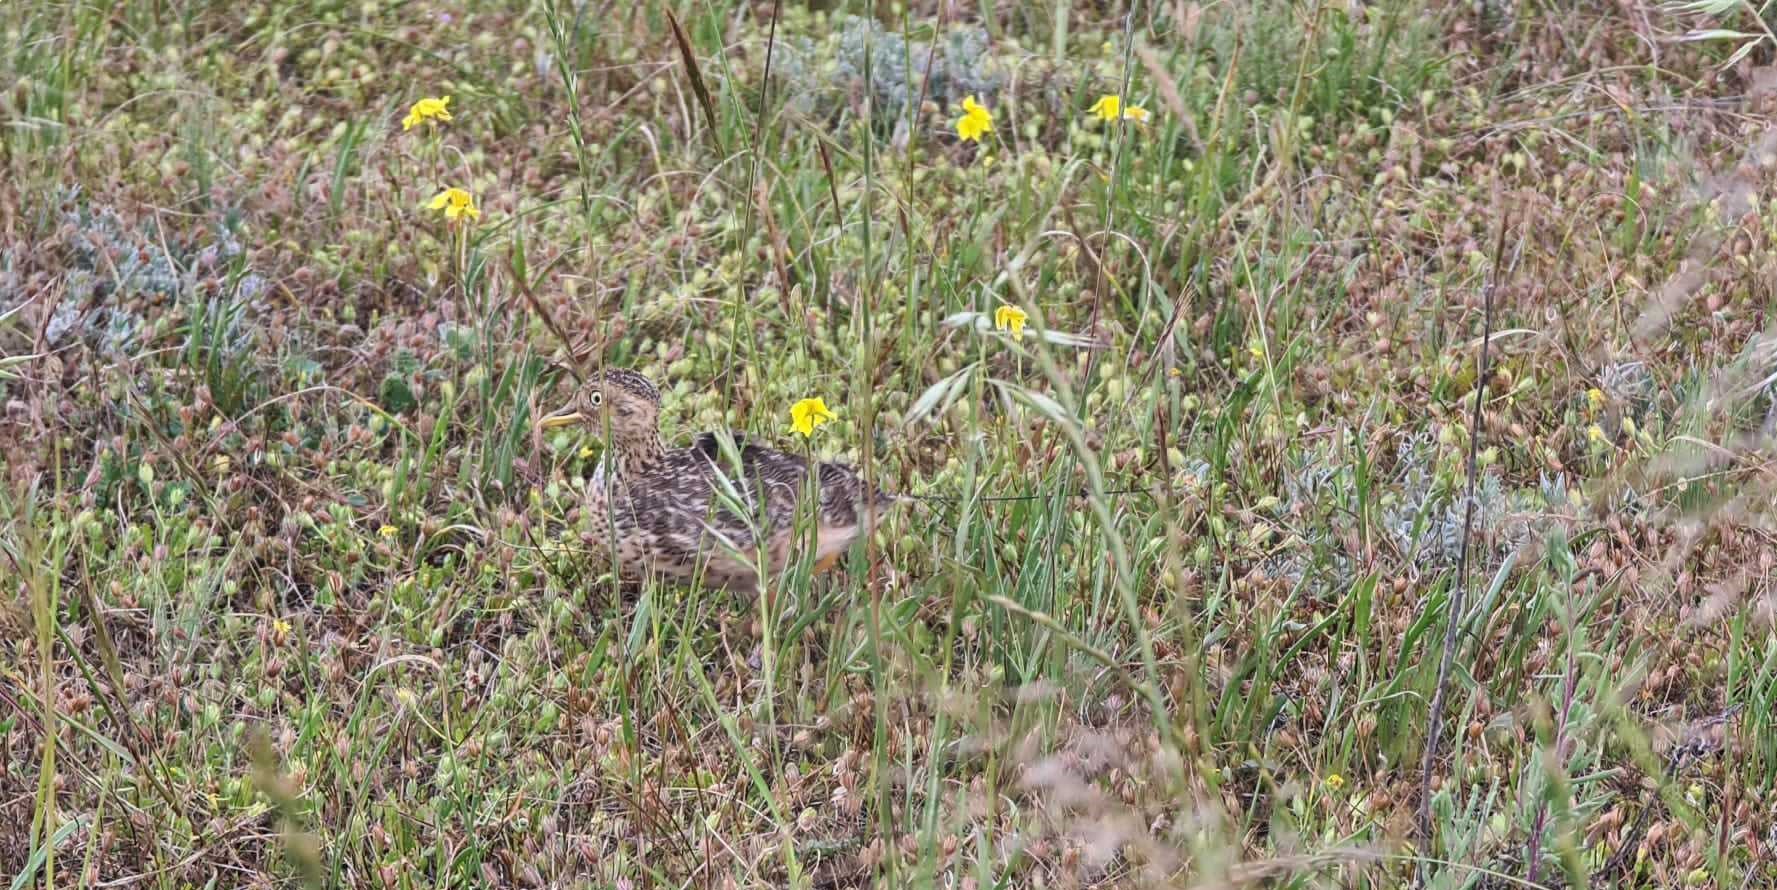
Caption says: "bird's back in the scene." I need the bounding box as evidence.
[618,429,888,532]
[589,431,895,589]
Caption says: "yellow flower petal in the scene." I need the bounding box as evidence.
[1089,95,1121,122]
[956,95,994,143]
[1091,95,1153,124]
[994,304,1028,341]
[404,95,453,131]
[428,187,479,223]
[789,397,837,438]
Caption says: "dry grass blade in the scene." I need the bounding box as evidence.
[1416,190,1514,888]
[814,134,842,323]
[665,9,722,154]
[985,595,1139,695]
[1136,44,1202,152]
[507,254,586,383]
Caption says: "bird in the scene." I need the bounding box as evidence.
[537,368,904,591]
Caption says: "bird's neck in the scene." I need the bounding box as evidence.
[611,432,667,479]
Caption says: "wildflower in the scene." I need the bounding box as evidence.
[427,187,481,221]
[956,96,994,143]
[1089,94,1150,124]
[272,617,292,643]
[1586,424,1607,445]
[579,445,597,460]
[1325,773,1345,791]
[379,524,398,539]
[789,397,837,438]
[402,95,452,130]
[994,304,1028,341]
[1586,387,1606,412]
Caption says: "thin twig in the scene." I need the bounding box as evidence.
[507,254,586,383]
[739,0,782,291]
[1417,194,1512,888]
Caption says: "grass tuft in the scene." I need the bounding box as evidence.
[4,0,1777,886]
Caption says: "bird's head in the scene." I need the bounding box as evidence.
[539,368,663,448]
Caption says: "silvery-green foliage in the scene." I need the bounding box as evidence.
[812,17,1001,126]
[42,191,260,357]
[1382,432,1513,567]
[1601,360,1654,407]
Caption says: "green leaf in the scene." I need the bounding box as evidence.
[1662,0,1742,13]
[991,379,1079,430]
[12,816,87,890]
[1678,27,1761,40]
[904,363,975,427]
[379,373,418,414]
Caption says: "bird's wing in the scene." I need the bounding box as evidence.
[687,432,900,529]
[609,449,762,555]
[690,430,751,460]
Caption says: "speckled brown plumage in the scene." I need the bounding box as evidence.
[540,369,902,591]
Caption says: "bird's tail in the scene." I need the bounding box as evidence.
[867,488,920,509]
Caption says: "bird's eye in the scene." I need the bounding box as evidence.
[588,391,603,408]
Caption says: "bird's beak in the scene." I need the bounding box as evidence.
[538,408,583,430]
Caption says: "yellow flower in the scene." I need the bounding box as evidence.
[1586,387,1606,412]
[994,304,1028,341]
[402,95,452,130]
[271,617,292,643]
[1586,424,1607,445]
[378,524,398,539]
[1325,773,1345,791]
[789,397,837,438]
[956,96,994,143]
[578,445,597,460]
[1089,94,1151,124]
[427,187,481,222]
